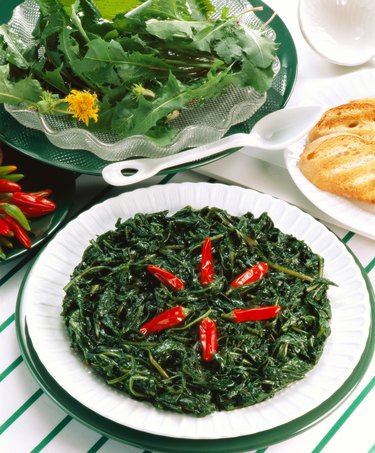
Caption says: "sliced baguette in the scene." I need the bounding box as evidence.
[308,98,375,142]
[298,133,375,204]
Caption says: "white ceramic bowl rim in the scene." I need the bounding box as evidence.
[298,0,375,66]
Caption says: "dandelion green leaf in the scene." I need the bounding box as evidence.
[0,65,42,105]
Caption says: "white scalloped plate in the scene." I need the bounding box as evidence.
[285,68,375,239]
[21,183,370,440]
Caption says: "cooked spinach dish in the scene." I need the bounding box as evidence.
[62,206,333,417]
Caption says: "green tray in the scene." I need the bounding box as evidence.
[15,245,374,452]
[0,0,297,176]
[0,145,75,263]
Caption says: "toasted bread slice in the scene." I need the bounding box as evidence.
[349,97,375,105]
[298,133,375,204]
[308,98,375,142]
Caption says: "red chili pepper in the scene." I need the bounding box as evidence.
[11,191,56,213]
[230,262,269,288]
[3,215,31,248]
[199,317,217,361]
[0,217,13,237]
[19,205,56,218]
[222,305,281,322]
[0,178,21,193]
[29,189,53,198]
[200,237,214,286]
[147,264,185,291]
[139,306,190,335]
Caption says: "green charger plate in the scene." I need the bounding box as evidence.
[0,145,75,263]
[0,0,297,176]
[15,244,374,452]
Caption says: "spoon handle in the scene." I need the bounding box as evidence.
[102,104,323,186]
[102,133,250,186]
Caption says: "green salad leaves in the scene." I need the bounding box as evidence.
[62,206,332,417]
[0,0,278,143]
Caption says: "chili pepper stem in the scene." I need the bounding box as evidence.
[221,312,234,321]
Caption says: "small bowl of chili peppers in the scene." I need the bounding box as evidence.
[0,144,75,263]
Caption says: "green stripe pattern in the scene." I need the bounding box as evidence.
[0,389,43,434]
[0,313,15,333]
[0,355,22,382]
[87,437,109,453]
[30,416,72,453]
[312,378,375,453]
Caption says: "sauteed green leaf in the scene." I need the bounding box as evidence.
[62,206,332,416]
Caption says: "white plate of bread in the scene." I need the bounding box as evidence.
[285,69,375,239]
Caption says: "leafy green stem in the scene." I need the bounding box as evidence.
[63,265,113,292]
[149,352,169,379]
[170,308,212,331]
[267,261,314,282]
[194,6,263,46]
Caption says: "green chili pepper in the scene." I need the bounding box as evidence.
[0,236,13,249]
[0,203,31,231]
[2,173,24,182]
[0,165,17,176]
[0,245,6,260]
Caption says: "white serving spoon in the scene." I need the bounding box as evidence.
[102,105,324,186]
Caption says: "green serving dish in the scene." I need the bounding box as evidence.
[0,0,297,176]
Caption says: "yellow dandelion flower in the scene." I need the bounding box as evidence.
[65,90,99,126]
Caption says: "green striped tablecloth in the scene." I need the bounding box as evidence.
[1,171,374,453]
